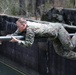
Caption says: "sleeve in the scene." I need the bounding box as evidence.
[18,27,35,47]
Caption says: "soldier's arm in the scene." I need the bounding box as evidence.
[18,27,35,47]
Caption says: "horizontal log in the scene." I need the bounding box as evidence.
[1,14,76,30]
[63,24,76,29]
[69,33,74,36]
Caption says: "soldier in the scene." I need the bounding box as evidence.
[10,18,76,59]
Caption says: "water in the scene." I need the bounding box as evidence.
[0,62,24,75]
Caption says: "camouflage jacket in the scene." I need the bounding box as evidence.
[12,21,59,47]
[12,21,76,51]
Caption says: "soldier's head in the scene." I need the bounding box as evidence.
[16,18,27,32]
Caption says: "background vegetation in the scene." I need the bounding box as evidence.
[0,0,76,19]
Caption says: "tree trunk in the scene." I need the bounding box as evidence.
[19,0,26,15]
[74,0,76,7]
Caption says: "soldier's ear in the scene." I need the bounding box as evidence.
[23,23,27,29]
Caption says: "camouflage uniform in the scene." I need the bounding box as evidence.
[13,21,76,59]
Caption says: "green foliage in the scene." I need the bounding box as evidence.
[70,0,75,4]
[28,4,32,12]
[10,6,19,15]
[64,0,76,8]
[0,0,76,17]
[44,2,52,11]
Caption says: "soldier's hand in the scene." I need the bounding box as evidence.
[10,36,19,43]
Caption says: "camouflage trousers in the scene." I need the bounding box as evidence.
[52,24,76,60]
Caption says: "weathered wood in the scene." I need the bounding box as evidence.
[0,14,76,30]
[0,14,76,75]
[62,24,76,29]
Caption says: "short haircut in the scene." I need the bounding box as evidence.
[17,18,27,25]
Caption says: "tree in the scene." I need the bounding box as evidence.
[19,0,26,15]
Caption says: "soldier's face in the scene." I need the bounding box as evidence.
[16,20,26,32]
